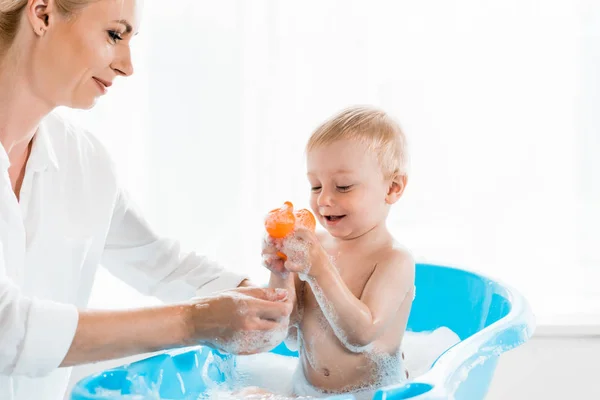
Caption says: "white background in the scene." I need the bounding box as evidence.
[60,0,599,334]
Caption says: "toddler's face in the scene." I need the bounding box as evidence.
[306,139,391,239]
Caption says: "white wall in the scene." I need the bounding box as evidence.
[488,336,600,399]
[65,0,600,319]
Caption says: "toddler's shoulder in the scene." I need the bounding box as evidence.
[379,243,415,275]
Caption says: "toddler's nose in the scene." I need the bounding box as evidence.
[317,191,334,207]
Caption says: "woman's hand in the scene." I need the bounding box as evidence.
[185,287,292,355]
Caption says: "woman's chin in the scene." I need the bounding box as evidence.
[79,97,99,110]
[64,94,100,110]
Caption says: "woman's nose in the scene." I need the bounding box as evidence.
[111,46,134,77]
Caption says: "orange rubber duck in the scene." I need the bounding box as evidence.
[265,201,316,261]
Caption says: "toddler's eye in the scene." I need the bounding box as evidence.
[337,185,352,192]
[311,186,322,192]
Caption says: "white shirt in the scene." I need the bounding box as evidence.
[0,112,247,400]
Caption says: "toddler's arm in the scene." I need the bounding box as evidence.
[269,272,302,351]
[284,230,414,352]
[263,237,302,349]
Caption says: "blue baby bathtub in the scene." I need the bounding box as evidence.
[70,263,535,399]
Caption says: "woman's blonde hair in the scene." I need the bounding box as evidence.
[0,0,95,52]
[306,105,409,179]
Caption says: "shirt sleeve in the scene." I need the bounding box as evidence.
[0,275,78,377]
[101,189,248,303]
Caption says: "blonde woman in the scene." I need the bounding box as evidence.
[0,0,292,399]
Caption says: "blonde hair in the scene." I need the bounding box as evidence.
[306,105,409,178]
[0,0,95,53]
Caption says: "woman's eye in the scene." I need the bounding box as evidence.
[108,31,123,43]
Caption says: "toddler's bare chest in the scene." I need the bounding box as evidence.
[301,255,377,314]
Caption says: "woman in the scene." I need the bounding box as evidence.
[0,0,292,399]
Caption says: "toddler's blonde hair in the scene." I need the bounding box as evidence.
[306,105,409,178]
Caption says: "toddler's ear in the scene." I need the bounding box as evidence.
[386,174,407,204]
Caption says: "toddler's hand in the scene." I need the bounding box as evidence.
[261,235,287,276]
[282,228,329,277]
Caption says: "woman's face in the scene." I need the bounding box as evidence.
[28,0,140,109]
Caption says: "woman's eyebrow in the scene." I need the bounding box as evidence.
[113,19,133,34]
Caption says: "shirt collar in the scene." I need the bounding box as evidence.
[27,117,60,173]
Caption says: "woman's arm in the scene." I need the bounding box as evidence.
[101,189,249,302]
[61,286,291,366]
[61,303,189,367]
[0,276,78,377]
[0,261,290,376]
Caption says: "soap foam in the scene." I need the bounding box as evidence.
[402,326,461,377]
[199,327,459,399]
[212,326,289,355]
[282,236,311,274]
[306,276,373,354]
[206,293,289,355]
[90,328,459,399]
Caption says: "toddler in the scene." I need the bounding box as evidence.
[259,106,415,399]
